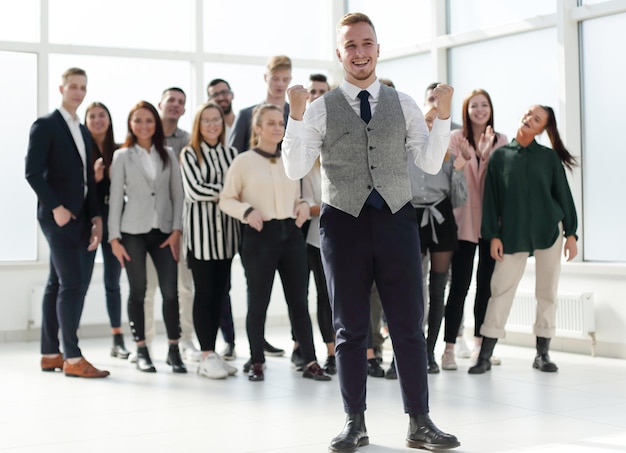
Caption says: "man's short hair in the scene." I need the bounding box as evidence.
[161,86,186,100]
[266,55,292,74]
[337,12,376,39]
[309,74,328,84]
[61,67,87,84]
[379,78,395,88]
[425,82,441,93]
[207,78,231,90]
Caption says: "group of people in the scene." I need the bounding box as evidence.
[26,11,579,453]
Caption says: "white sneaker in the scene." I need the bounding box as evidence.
[198,353,228,379]
[128,352,137,364]
[454,337,471,358]
[490,355,502,366]
[180,340,202,362]
[441,350,458,370]
[215,353,237,376]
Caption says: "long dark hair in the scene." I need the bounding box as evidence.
[85,102,117,169]
[540,105,577,171]
[123,101,169,168]
[461,88,498,150]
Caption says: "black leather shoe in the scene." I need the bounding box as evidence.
[166,344,187,373]
[468,357,491,374]
[329,413,369,452]
[533,353,558,372]
[385,358,398,380]
[427,359,440,374]
[367,358,385,377]
[263,339,285,357]
[324,355,337,375]
[291,347,305,371]
[407,414,460,450]
[136,345,156,373]
[248,362,264,381]
[244,359,266,373]
[302,362,331,381]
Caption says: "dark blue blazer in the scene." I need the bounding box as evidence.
[25,109,99,223]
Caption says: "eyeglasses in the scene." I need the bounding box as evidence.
[208,89,232,99]
[200,118,223,125]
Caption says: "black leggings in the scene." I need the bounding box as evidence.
[443,239,495,343]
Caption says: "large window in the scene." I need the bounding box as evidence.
[581,12,626,261]
[448,28,558,140]
[377,55,432,104]
[0,52,38,261]
[49,0,194,51]
[448,0,556,34]
[0,0,39,42]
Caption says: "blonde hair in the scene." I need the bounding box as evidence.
[61,67,87,85]
[266,55,292,74]
[336,12,376,42]
[249,104,284,149]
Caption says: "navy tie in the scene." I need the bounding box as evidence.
[358,90,384,209]
[357,90,371,123]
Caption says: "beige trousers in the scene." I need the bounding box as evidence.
[480,226,563,340]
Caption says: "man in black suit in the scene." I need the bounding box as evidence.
[25,67,109,378]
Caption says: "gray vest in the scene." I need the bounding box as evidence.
[321,84,411,217]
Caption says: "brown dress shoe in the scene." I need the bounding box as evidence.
[63,358,110,378]
[41,354,64,372]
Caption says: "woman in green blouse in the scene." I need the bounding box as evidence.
[469,105,578,375]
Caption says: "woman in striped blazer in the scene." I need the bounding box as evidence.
[180,102,241,379]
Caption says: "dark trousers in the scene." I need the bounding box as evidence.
[307,244,335,344]
[444,238,495,342]
[39,214,94,358]
[240,220,316,365]
[219,293,236,345]
[321,203,428,414]
[188,254,233,351]
[87,219,122,329]
[122,230,181,342]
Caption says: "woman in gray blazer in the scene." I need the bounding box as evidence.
[108,101,186,373]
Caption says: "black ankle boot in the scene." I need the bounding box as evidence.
[329,413,369,452]
[166,343,187,374]
[136,345,156,372]
[468,337,498,374]
[533,337,558,372]
[407,414,460,450]
[111,333,130,359]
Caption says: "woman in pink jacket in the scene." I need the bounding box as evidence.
[440,89,508,371]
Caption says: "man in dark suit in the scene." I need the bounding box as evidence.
[25,67,109,378]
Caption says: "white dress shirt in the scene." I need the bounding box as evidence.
[59,106,87,197]
[282,79,451,181]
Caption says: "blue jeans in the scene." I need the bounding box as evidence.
[122,230,180,342]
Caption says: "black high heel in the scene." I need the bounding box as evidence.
[166,343,187,373]
[136,345,156,373]
[111,333,130,359]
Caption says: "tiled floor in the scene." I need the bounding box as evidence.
[2,326,626,453]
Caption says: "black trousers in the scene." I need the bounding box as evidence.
[240,220,317,365]
[321,203,429,414]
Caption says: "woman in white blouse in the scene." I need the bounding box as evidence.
[180,102,240,379]
[108,101,185,374]
[219,104,330,383]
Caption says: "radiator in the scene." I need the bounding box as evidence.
[464,289,596,355]
[506,291,595,341]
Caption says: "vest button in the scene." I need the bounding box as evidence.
[369,146,375,150]
[367,185,372,189]
[370,165,375,169]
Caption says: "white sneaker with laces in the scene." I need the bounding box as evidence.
[198,353,228,379]
[441,349,458,370]
[454,337,471,358]
[180,339,202,362]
